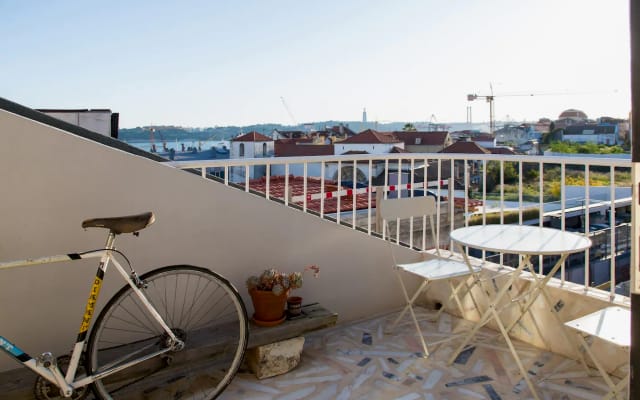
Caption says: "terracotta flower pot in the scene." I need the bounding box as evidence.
[249,288,288,326]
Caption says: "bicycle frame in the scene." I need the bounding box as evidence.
[0,232,181,396]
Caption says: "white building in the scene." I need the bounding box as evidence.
[334,129,404,155]
[230,131,274,181]
[561,124,620,145]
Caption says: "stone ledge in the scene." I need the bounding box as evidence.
[247,303,338,349]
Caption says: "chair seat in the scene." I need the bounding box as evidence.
[565,306,630,348]
[397,258,481,280]
[564,306,630,399]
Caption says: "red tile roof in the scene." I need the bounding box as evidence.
[248,176,375,214]
[471,134,494,142]
[339,129,402,144]
[274,143,334,157]
[439,141,491,154]
[232,131,272,142]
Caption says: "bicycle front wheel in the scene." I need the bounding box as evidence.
[86,265,248,400]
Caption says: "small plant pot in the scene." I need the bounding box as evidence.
[287,296,303,317]
[249,289,288,326]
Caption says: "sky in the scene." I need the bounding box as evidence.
[1,0,631,128]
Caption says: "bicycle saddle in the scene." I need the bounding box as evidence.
[82,212,155,234]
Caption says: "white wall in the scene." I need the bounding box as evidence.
[0,109,414,372]
[230,141,274,159]
[334,143,401,155]
[40,110,112,136]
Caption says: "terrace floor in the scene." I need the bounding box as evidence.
[220,307,625,400]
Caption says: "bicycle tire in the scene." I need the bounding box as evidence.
[86,265,248,400]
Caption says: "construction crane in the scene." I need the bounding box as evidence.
[467,84,500,134]
[467,85,595,134]
[280,96,298,127]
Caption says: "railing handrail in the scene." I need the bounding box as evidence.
[165,153,632,169]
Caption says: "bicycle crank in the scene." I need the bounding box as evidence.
[34,354,89,400]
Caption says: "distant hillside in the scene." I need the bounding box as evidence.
[118,121,491,142]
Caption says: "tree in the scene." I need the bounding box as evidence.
[403,123,417,131]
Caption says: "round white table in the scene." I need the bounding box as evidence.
[448,224,592,400]
[450,224,592,256]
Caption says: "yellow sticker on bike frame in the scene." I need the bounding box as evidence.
[79,276,103,334]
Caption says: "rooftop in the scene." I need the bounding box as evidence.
[233,131,273,142]
[439,140,491,154]
[340,129,403,144]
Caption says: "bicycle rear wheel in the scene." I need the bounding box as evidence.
[86,265,248,400]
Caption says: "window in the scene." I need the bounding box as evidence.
[239,143,245,157]
[263,143,267,156]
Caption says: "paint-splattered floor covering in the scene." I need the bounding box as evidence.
[221,308,626,400]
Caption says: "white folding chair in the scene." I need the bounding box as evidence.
[564,306,630,400]
[379,195,482,358]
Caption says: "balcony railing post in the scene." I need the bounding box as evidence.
[375,186,384,235]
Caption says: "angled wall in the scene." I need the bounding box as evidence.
[0,107,415,372]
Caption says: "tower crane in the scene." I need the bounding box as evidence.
[467,84,499,134]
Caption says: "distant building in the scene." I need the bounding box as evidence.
[334,129,404,155]
[469,134,496,149]
[450,130,483,141]
[313,124,357,144]
[494,124,540,147]
[599,117,630,144]
[272,129,308,140]
[274,139,333,157]
[534,118,552,133]
[559,109,588,120]
[37,108,119,138]
[230,131,274,181]
[393,131,452,153]
[231,131,274,158]
[561,124,619,145]
[554,108,592,130]
[439,140,489,183]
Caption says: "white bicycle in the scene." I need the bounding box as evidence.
[0,212,248,399]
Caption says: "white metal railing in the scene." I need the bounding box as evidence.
[167,153,632,297]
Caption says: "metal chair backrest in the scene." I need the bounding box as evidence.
[378,196,440,257]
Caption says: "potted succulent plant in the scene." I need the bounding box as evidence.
[246,265,319,326]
